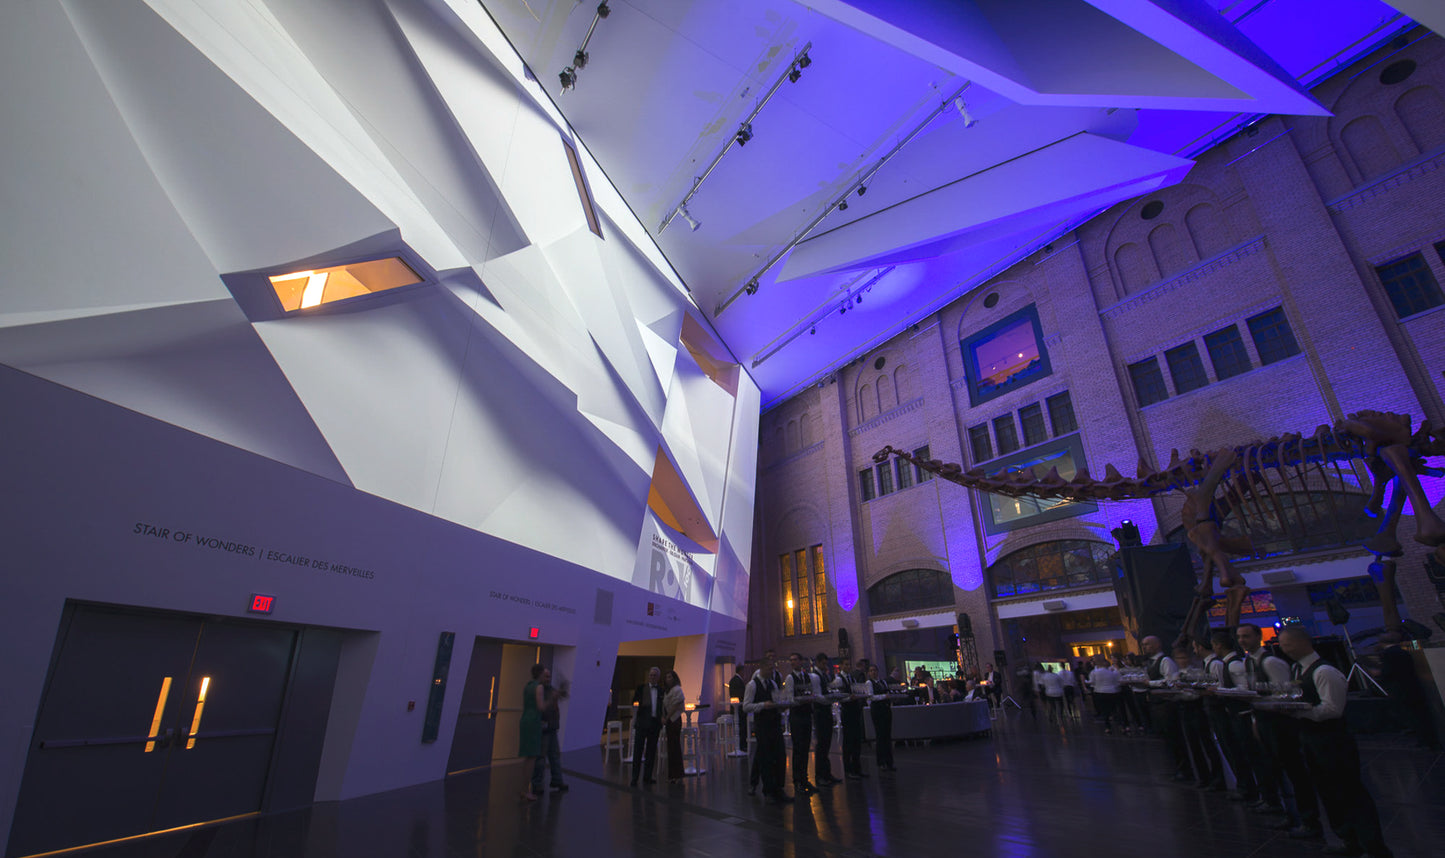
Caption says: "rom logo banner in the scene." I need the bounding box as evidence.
[632,511,712,610]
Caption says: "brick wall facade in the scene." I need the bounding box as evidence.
[753,30,1445,673]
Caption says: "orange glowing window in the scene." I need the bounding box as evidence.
[269,257,422,313]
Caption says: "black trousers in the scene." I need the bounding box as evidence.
[1268,714,1321,827]
[1243,710,1283,806]
[632,723,660,784]
[789,709,813,786]
[754,712,786,796]
[1151,699,1189,774]
[1179,700,1222,784]
[870,703,894,768]
[1209,700,1256,797]
[1299,728,1390,856]
[813,705,835,781]
[840,704,865,775]
[1095,691,1121,729]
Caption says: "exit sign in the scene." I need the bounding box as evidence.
[249,594,276,614]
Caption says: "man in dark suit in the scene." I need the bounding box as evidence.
[866,663,896,772]
[631,666,663,786]
[728,667,748,754]
[982,663,1003,709]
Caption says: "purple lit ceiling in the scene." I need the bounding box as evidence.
[484,0,1422,407]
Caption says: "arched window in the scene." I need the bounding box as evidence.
[1114,242,1153,294]
[1185,203,1231,259]
[858,383,876,422]
[1148,223,1191,279]
[877,373,895,411]
[987,540,1114,599]
[1341,115,1402,182]
[867,569,955,616]
[799,413,813,448]
[894,365,913,403]
[786,419,799,453]
[1395,86,1445,155]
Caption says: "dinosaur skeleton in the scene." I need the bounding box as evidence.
[876,411,1445,645]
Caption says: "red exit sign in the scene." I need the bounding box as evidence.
[249,594,276,614]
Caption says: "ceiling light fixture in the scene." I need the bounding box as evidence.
[717,83,970,315]
[749,267,892,369]
[744,280,759,296]
[857,185,867,196]
[659,41,813,235]
[953,95,978,128]
[557,2,612,93]
[837,198,848,211]
[788,67,801,84]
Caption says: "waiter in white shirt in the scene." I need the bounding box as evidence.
[1142,635,1190,781]
[1206,629,1257,802]
[783,653,819,796]
[1277,626,1392,857]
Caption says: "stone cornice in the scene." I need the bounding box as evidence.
[1099,236,1266,320]
[1327,148,1445,213]
[848,396,925,438]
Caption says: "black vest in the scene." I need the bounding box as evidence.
[1147,654,1164,681]
[1220,652,1243,689]
[1297,659,1346,731]
[869,678,891,710]
[753,674,781,725]
[789,672,812,721]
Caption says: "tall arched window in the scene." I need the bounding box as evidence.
[858,384,876,422]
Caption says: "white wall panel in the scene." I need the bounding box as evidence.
[0,2,228,323]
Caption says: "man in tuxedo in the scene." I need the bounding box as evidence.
[728,667,748,754]
[745,653,791,803]
[836,657,868,779]
[784,653,818,796]
[982,663,1003,709]
[812,653,839,786]
[630,666,663,786]
[866,664,896,771]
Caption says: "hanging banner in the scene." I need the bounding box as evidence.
[632,510,713,610]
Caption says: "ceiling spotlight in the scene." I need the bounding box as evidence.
[797,53,811,70]
[839,302,847,315]
[838,199,848,211]
[788,67,801,83]
[559,67,577,92]
[857,185,867,196]
[810,326,817,335]
[745,280,759,295]
[677,205,701,232]
[573,49,589,70]
[596,1,611,17]
[735,122,754,146]
[855,293,863,305]
[953,96,977,128]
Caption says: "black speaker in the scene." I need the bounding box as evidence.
[1323,597,1351,627]
[1114,544,1198,645]
[957,612,973,638]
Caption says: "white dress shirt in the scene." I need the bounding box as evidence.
[1290,652,1348,722]
[1089,666,1122,694]
[743,670,778,713]
[1244,647,1292,689]
[1150,654,1181,682]
[1039,672,1065,698]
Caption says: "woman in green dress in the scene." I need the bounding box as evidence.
[520,663,545,799]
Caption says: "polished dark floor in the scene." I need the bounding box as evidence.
[40,710,1444,858]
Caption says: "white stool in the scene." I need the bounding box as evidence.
[699,721,719,754]
[603,720,624,761]
[622,724,635,764]
[716,713,736,750]
[681,725,706,775]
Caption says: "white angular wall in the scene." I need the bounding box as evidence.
[0,0,757,842]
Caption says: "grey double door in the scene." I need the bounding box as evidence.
[8,604,297,857]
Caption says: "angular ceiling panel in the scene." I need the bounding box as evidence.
[799,0,1326,113]
[780,133,1194,280]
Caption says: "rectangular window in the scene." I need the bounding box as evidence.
[895,457,913,491]
[812,547,829,634]
[994,415,1020,456]
[981,435,1097,534]
[780,553,795,637]
[562,137,604,238]
[1247,307,1301,365]
[1204,325,1251,380]
[968,424,993,463]
[913,445,934,482]
[961,305,1052,406]
[1019,403,1048,447]
[1128,357,1169,406]
[859,468,875,502]
[1046,391,1076,436]
[1164,342,1210,394]
[268,257,422,313]
[1377,252,1444,318]
[876,462,895,496]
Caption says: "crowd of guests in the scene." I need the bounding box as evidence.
[525,623,1424,857]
